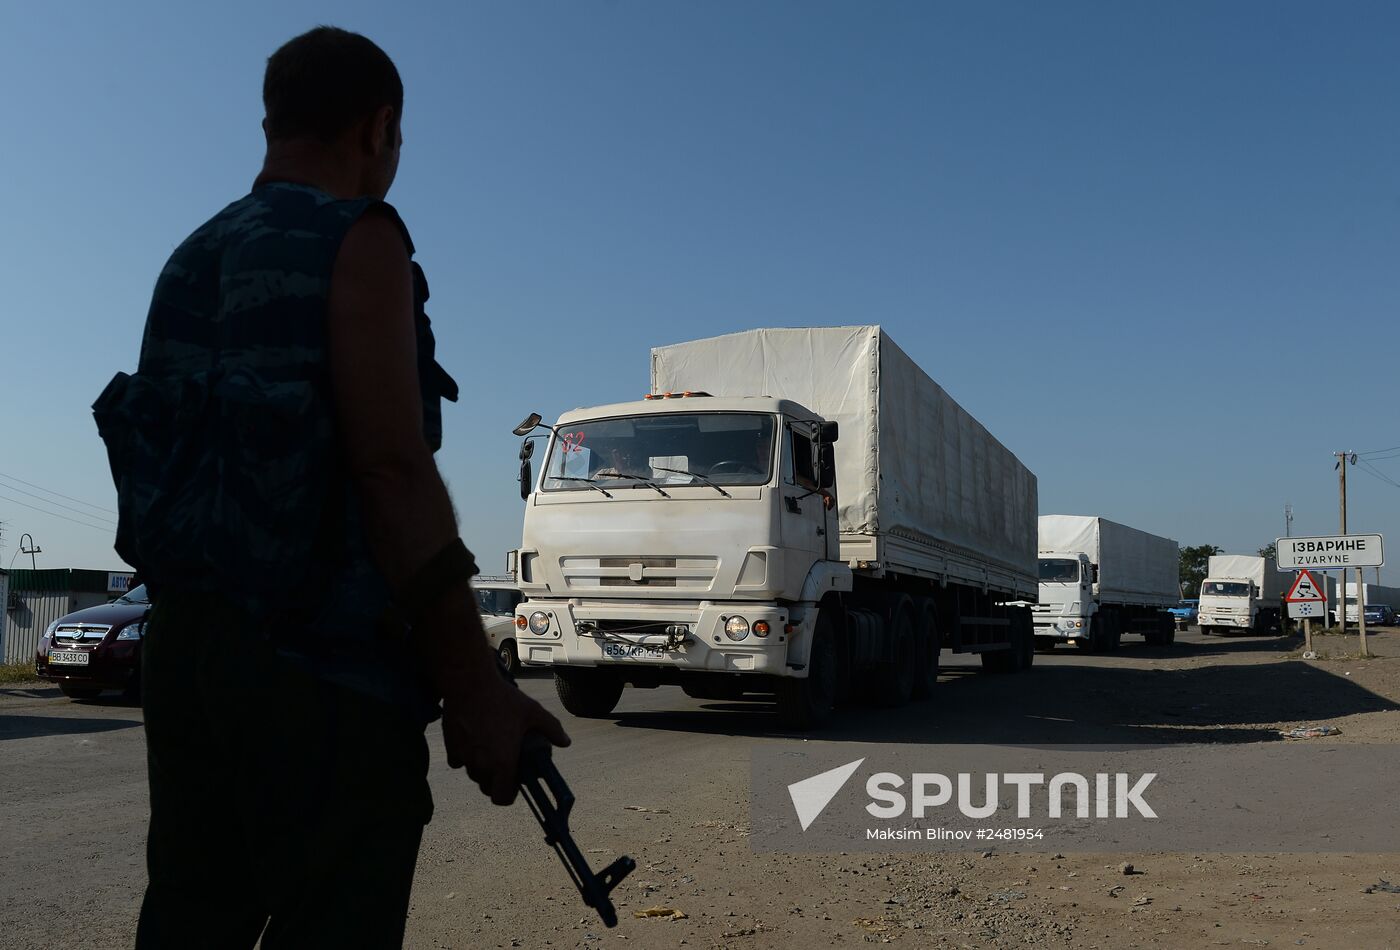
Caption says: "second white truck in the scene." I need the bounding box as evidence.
[510,326,1039,728]
[1032,515,1179,651]
[1198,555,1284,635]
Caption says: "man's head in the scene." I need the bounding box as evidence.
[262,27,403,198]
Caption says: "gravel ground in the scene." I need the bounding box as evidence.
[4,625,1400,948]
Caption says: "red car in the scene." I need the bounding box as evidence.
[35,584,150,700]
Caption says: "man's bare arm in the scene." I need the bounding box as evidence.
[326,209,568,803]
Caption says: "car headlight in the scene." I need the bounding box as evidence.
[43,621,58,642]
[724,616,750,641]
[528,611,551,635]
[117,621,145,641]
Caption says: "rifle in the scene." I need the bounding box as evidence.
[517,733,636,927]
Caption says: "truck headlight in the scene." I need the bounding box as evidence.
[724,616,750,641]
[528,611,551,635]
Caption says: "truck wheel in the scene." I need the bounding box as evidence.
[554,669,624,718]
[498,640,520,677]
[912,605,940,699]
[777,612,838,730]
[872,603,916,707]
[1017,612,1035,670]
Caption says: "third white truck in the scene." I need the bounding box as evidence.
[1197,554,1284,635]
[1032,515,1179,651]
[509,326,1039,728]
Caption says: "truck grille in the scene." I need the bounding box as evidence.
[560,556,719,591]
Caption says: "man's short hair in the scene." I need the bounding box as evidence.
[263,26,403,142]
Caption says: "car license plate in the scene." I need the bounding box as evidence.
[602,644,666,660]
[49,650,90,666]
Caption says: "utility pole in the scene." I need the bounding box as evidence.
[1336,453,1348,634]
[1284,503,1294,538]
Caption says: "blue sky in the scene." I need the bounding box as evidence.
[1,1,1397,581]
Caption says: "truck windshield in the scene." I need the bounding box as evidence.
[1038,559,1079,583]
[1202,582,1249,597]
[542,412,776,492]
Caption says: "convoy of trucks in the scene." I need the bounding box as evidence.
[510,326,1038,728]
[1339,581,1400,625]
[1033,515,1179,651]
[501,324,1388,725]
[1197,555,1285,635]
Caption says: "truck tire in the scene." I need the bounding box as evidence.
[983,610,1032,673]
[912,604,940,699]
[777,612,838,730]
[871,601,916,708]
[554,669,624,719]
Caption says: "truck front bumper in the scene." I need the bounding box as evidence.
[515,600,797,675]
[1032,618,1089,642]
[1199,614,1253,628]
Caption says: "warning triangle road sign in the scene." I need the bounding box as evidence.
[1286,570,1326,603]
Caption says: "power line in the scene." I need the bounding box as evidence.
[1357,459,1400,490]
[0,471,117,516]
[0,491,117,534]
[0,479,117,526]
[1357,445,1400,459]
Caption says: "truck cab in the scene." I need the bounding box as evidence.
[1198,577,1261,634]
[1032,552,1095,644]
[511,395,844,699]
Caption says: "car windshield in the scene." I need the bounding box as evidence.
[113,584,150,605]
[1202,582,1249,597]
[542,412,776,491]
[1038,559,1080,583]
[475,588,521,616]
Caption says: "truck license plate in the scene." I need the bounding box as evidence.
[602,644,666,660]
[49,651,90,666]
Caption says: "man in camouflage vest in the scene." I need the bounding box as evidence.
[111,27,569,948]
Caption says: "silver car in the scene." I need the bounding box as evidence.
[475,580,525,674]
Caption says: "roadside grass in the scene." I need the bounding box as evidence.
[0,661,39,685]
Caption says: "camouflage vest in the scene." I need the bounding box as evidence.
[94,183,459,630]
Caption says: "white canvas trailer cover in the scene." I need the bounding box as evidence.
[1038,515,1179,608]
[650,326,1038,599]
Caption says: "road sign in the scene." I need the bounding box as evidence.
[1276,534,1384,571]
[1289,601,1325,620]
[1285,570,1326,603]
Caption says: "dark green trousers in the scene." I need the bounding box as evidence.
[135,592,433,949]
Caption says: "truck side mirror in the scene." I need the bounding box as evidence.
[818,421,840,444]
[513,412,543,437]
[818,444,836,490]
[519,438,537,499]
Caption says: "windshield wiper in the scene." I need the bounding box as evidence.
[651,466,731,498]
[553,476,614,498]
[597,472,670,498]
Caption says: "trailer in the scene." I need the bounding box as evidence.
[1033,515,1179,650]
[510,326,1039,728]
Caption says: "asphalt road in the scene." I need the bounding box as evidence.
[4,626,1397,949]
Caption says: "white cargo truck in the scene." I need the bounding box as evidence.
[1032,515,1179,651]
[509,326,1039,728]
[1197,555,1284,635]
[1339,581,1400,624]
